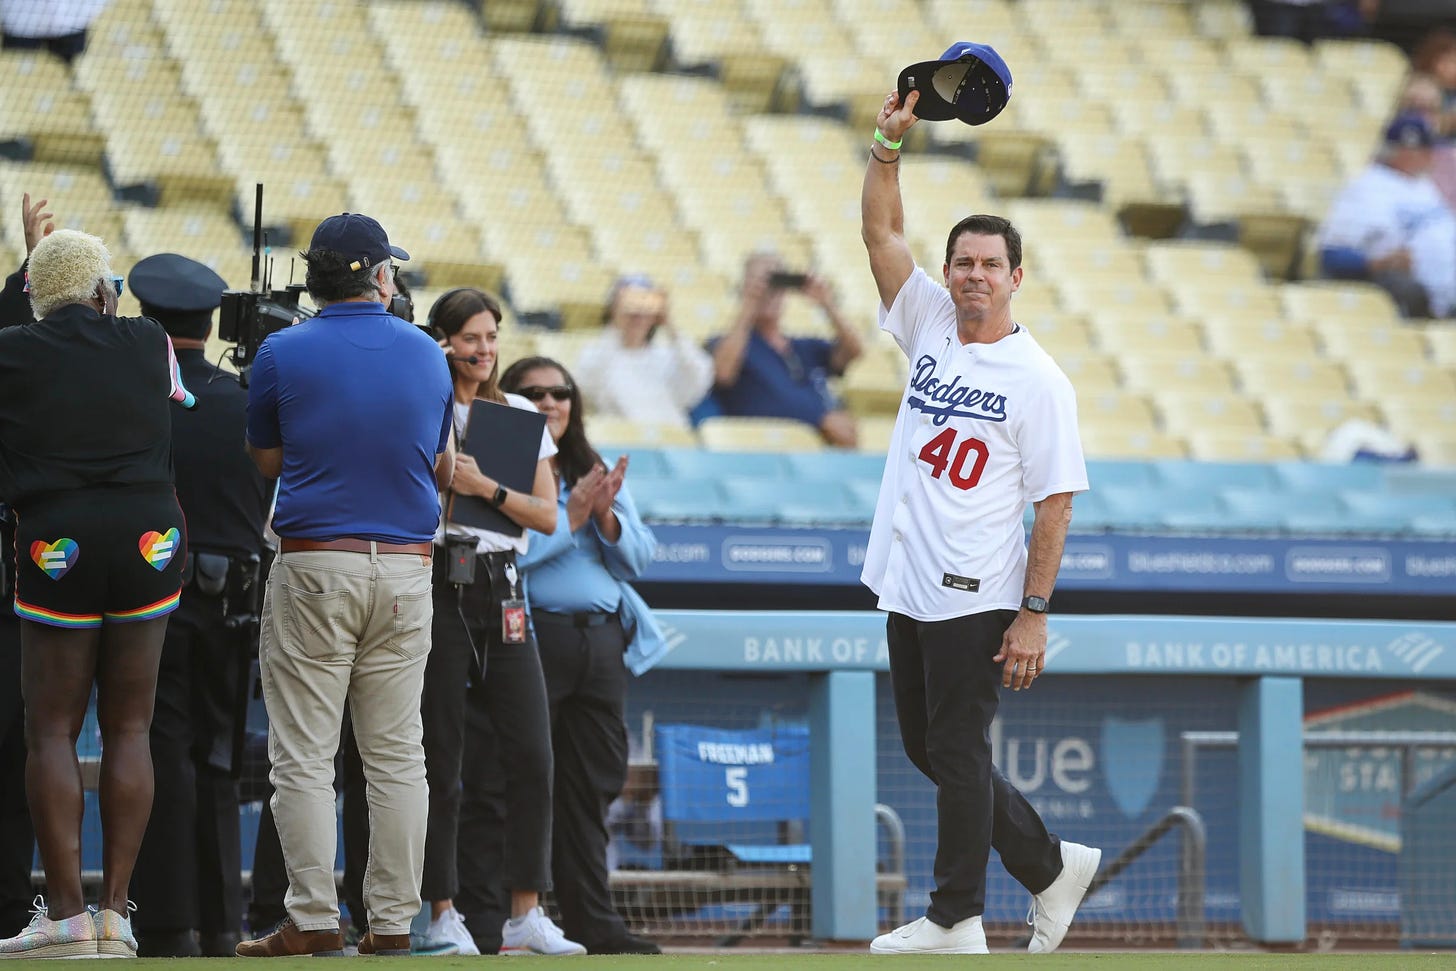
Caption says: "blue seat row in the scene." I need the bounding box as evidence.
[602,447,1456,537]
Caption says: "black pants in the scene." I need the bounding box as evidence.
[0,613,35,938]
[247,710,368,935]
[536,611,631,949]
[132,591,246,946]
[886,610,1062,926]
[446,555,554,951]
[0,29,87,62]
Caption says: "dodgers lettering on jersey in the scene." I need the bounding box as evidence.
[861,267,1088,622]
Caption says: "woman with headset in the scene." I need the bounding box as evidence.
[412,288,583,957]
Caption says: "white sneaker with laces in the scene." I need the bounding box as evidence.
[424,907,479,957]
[499,907,586,956]
[870,914,987,954]
[1027,841,1102,954]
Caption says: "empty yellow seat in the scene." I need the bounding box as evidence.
[698,416,824,452]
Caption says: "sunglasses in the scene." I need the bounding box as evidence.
[517,385,573,403]
[110,276,125,297]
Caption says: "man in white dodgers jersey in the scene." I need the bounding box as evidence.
[859,88,1101,956]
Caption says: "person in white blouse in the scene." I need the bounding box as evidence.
[573,276,713,429]
[405,288,585,957]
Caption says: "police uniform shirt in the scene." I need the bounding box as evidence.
[0,306,181,505]
[171,350,269,558]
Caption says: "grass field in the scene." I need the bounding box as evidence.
[29,954,1449,970]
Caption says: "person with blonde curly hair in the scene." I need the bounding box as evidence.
[0,208,195,959]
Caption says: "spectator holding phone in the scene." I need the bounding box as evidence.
[708,253,863,447]
[574,275,712,429]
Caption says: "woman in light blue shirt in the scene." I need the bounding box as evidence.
[501,356,666,956]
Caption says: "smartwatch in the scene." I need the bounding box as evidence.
[490,485,508,508]
[1021,595,1049,614]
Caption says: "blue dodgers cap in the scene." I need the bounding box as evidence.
[1384,112,1437,149]
[897,41,1012,126]
[308,212,410,272]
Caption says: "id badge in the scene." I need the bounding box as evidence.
[501,598,527,644]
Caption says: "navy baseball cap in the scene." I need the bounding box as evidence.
[1384,113,1437,149]
[309,212,410,272]
[897,42,1012,126]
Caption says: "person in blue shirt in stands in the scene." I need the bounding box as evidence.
[239,212,453,959]
[707,252,864,447]
[501,356,668,956]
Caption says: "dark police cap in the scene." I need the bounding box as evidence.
[897,41,1012,126]
[129,253,228,314]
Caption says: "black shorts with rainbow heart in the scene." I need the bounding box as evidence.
[12,484,187,629]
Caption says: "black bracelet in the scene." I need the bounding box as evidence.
[870,146,899,164]
[491,484,508,507]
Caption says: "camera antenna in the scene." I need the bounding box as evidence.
[248,183,263,292]
[263,232,272,292]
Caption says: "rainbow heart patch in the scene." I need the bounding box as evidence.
[139,528,180,571]
[31,538,79,580]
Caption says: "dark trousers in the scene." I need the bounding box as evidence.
[448,555,554,952]
[0,29,88,62]
[132,593,245,944]
[247,710,368,935]
[536,611,631,949]
[0,613,35,938]
[886,611,1062,926]
[1252,0,1332,43]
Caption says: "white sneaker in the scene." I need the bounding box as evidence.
[870,914,987,954]
[420,907,479,957]
[1027,841,1102,954]
[499,907,585,956]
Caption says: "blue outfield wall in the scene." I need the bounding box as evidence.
[73,612,1456,941]
[644,524,1456,596]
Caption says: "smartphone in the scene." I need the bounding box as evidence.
[768,270,809,290]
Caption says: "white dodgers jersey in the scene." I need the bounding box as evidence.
[861,268,1088,622]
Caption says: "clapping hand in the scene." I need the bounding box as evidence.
[593,456,628,518]
[567,464,607,531]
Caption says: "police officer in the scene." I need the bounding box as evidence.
[0,193,54,935]
[127,254,271,958]
[0,506,35,939]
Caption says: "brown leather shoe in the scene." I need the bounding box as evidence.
[235,919,344,957]
[357,932,411,956]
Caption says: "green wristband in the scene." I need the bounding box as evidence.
[873,129,903,151]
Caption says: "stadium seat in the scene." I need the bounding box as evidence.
[1185,430,1305,462]
[628,477,729,522]
[586,418,701,450]
[661,449,790,482]
[697,417,825,453]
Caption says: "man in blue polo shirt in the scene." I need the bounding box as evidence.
[239,213,453,959]
[708,252,864,447]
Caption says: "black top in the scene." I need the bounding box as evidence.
[171,349,270,558]
[0,261,30,328]
[0,304,177,506]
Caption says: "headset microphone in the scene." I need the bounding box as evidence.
[452,354,480,365]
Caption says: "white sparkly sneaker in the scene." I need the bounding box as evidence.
[870,914,988,954]
[0,896,97,959]
[1027,841,1102,954]
[499,907,585,956]
[420,906,478,957]
[93,901,138,958]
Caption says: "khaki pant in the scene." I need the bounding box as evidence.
[258,547,433,935]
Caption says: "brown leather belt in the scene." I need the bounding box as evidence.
[279,537,432,557]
